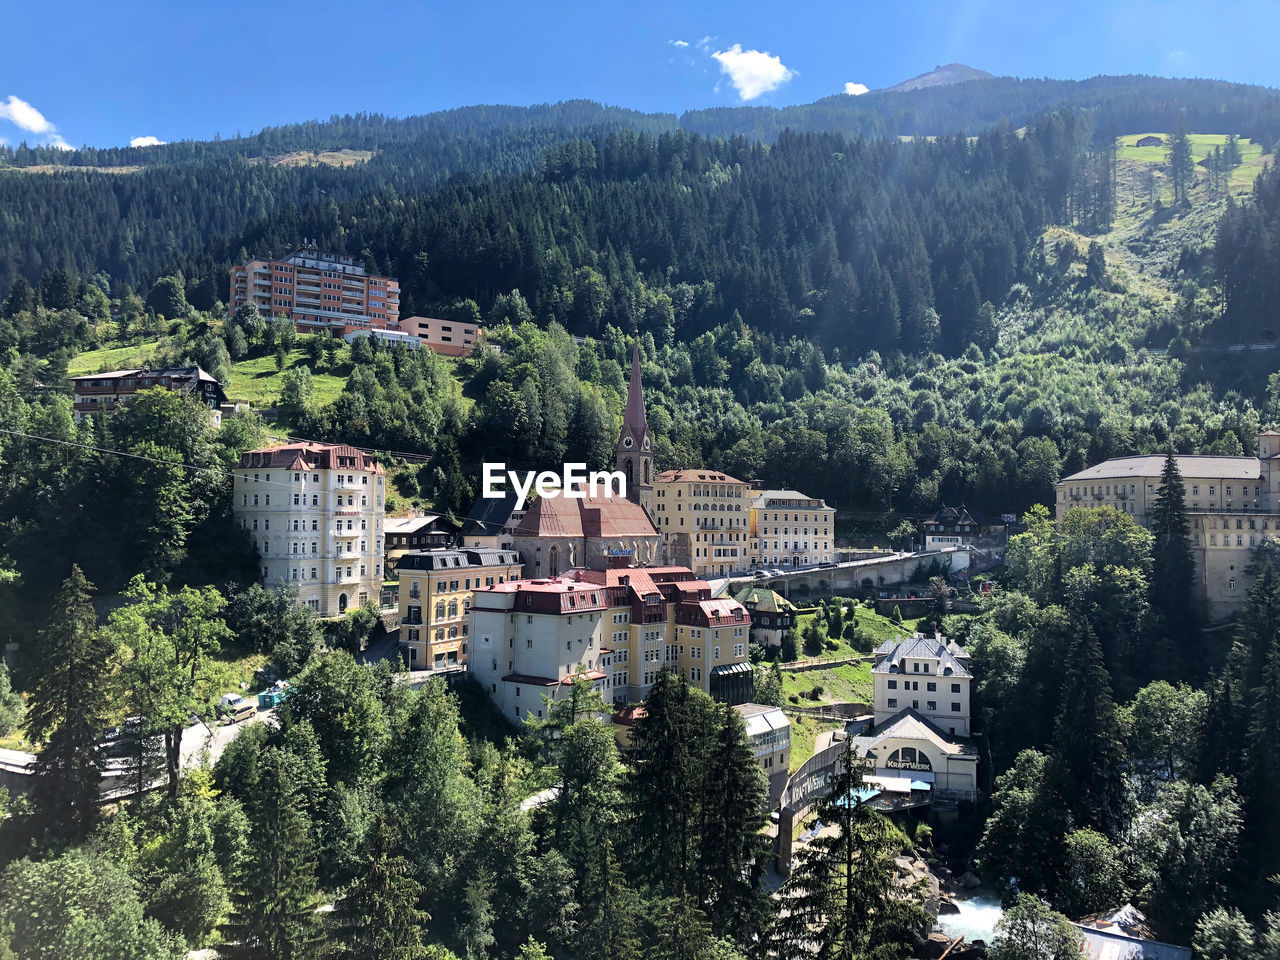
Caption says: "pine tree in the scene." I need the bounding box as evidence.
[328,818,431,960]
[1052,621,1130,838]
[1241,636,1280,903]
[223,747,322,960]
[1148,452,1198,678]
[26,566,117,835]
[771,740,927,959]
[1166,126,1195,204]
[698,703,770,939]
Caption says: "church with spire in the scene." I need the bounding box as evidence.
[616,338,655,521]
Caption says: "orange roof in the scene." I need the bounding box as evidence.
[237,441,385,474]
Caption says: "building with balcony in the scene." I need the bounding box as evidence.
[396,548,522,670]
[70,366,226,423]
[747,488,836,569]
[1055,431,1280,619]
[469,565,752,721]
[231,442,386,617]
[228,249,400,336]
[652,469,750,577]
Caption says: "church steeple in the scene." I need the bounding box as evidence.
[617,337,654,517]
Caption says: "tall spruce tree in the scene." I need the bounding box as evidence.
[1166,125,1195,204]
[327,817,431,960]
[223,746,322,960]
[1148,452,1198,678]
[26,565,117,834]
[625,668,708,896]
[1052,621,1130,838]
[771,741,927,959]
[697,703,770,940]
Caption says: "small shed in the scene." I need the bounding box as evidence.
[1135,135,1164,147]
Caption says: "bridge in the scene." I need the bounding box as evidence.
[709,546,975,601]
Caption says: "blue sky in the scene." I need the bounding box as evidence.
[4,0,1280,149]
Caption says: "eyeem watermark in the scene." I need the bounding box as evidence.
[483,463,626,511]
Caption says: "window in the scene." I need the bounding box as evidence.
[951,683,961,693]
[951,702,961,712]
[927,682,936,692]
[927,701,937,711]
[887,698,897,709]
[888,679,897,689]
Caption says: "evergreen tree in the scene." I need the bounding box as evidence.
[1241,633,1280,902]
[223,747,322,960]
[771,741,927,959]
[1148,452,1198,678]
[1052,620,1130,838]
[26,566,117,834]
[697,703,770,940]
[327,817,431,960]
[1166,126,1195,204]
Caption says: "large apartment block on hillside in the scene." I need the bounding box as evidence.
[231,442,386,617]
[747,489,836,569]
[396,547,523,671]
[1055,430,1280,619]
[469,565,752,722]
[229,249,400,336]
[70,366,226,423]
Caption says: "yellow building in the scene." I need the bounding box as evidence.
[232,442,386,617]
[748,489,836,568]
[1054,430,1280,620]
[652,469,750,577]
[397,548,523,670]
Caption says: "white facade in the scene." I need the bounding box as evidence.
[871,636,972,737]
[748,489,836,568]
[232,443,386,618]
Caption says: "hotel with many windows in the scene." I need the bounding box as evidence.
[231,442,385,617]
[229,249,400,336]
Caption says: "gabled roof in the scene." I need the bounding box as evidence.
[512,491,658,540]
[237,441,384,474]
[750,489,831,508]
[733,585,795,614]
[462,490,520,535]
[385,514,452,535]
[854,707,979,757]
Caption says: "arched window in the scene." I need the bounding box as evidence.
[549,545,560,577]
[338,593,348,614]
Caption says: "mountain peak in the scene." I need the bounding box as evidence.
[885,63,995,93]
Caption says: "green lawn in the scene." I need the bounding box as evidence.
[68,340,162,376]
[782,660,873,708]
[227,350,352,407]
[786,713,845,774]
[1118,132,1264,165]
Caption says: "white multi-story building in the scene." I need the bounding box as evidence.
[232,442,386,617]
[747,489,836,568]
[870,635,972,737]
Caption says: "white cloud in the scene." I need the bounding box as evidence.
[696,35,715,50]
[0,95,55,134]
[710,44,794,101]
[0,95,76,150]
[668,39,688,47]
[130,135,166,147]
[844,81,870,96]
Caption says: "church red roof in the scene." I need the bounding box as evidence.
[512,491,657,540]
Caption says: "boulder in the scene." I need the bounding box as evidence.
[938,895,961,915]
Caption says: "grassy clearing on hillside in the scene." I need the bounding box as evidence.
[227,350,351,407]
[1118,132,1264,165]
[68,340,162,375]
[787,714,845,774]
[782,660,873,707]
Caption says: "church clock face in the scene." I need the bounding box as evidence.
[622,436,634,449]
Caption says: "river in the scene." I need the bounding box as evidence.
[937,888,1004,944]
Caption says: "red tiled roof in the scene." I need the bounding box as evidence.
[237,441,385,474]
